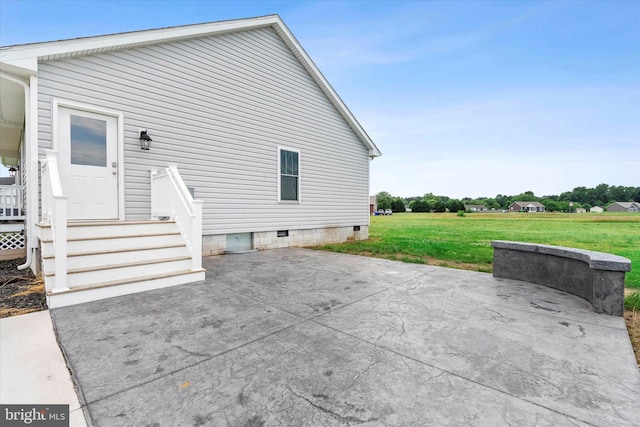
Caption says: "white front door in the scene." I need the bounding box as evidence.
[58,107,119,220]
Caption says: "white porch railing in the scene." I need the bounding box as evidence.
[151,164,203,270]
[40,151,69,293]
[0,185,25,220]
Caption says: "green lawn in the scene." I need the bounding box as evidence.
[317,212,640,288]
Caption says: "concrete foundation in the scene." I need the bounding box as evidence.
[202,225,368,256]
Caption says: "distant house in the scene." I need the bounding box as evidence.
[465,204,487,212]
[606,202,640,213]
[575,208,586,214]
[509,201,545,213]
[370,196,378,215]
[590,206,604,213]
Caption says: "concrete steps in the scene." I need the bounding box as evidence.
[37,220,205,308]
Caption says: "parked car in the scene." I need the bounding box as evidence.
[384,209,393,215]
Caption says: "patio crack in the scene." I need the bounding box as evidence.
[391,311,406,335]
[172,344,210,359]
[480,304,504,320]
[340,360,381,398]
[286,385,378,424]
[375,311,406,341]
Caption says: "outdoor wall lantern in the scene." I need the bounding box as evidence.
[8,166,18,177]
[139,130,152,150]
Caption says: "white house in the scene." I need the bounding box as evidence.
[590,206,604,213]
[464,204,487,212]
[0,15,381,307]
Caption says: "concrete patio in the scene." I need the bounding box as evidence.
[50,248,639,426]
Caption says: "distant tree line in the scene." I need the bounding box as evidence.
[375,184,640,213]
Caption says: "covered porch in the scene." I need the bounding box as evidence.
[0,71,29,261]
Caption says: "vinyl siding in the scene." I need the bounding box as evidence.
[37,27,370,235]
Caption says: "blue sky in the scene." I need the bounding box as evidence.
[1,0,638,198]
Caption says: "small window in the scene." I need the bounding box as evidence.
[277,230,289,237]
[279,148,299,202]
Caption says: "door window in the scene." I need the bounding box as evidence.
[70,115,107,167]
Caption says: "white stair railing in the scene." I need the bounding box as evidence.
[40,151,69,293]
[150,165,203,270]
[0,185,25,220]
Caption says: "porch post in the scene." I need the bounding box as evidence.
[28,75,38,259]
[52,194,69,293]
[45,151,69,293]
[150,168,159,220]
[191,200,203,270]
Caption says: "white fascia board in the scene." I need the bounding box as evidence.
[0,15,280,63]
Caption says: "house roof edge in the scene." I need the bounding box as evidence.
[0,15,280,54]
[0,14,381,157]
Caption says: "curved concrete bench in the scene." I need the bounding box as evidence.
[491,241,631,316]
